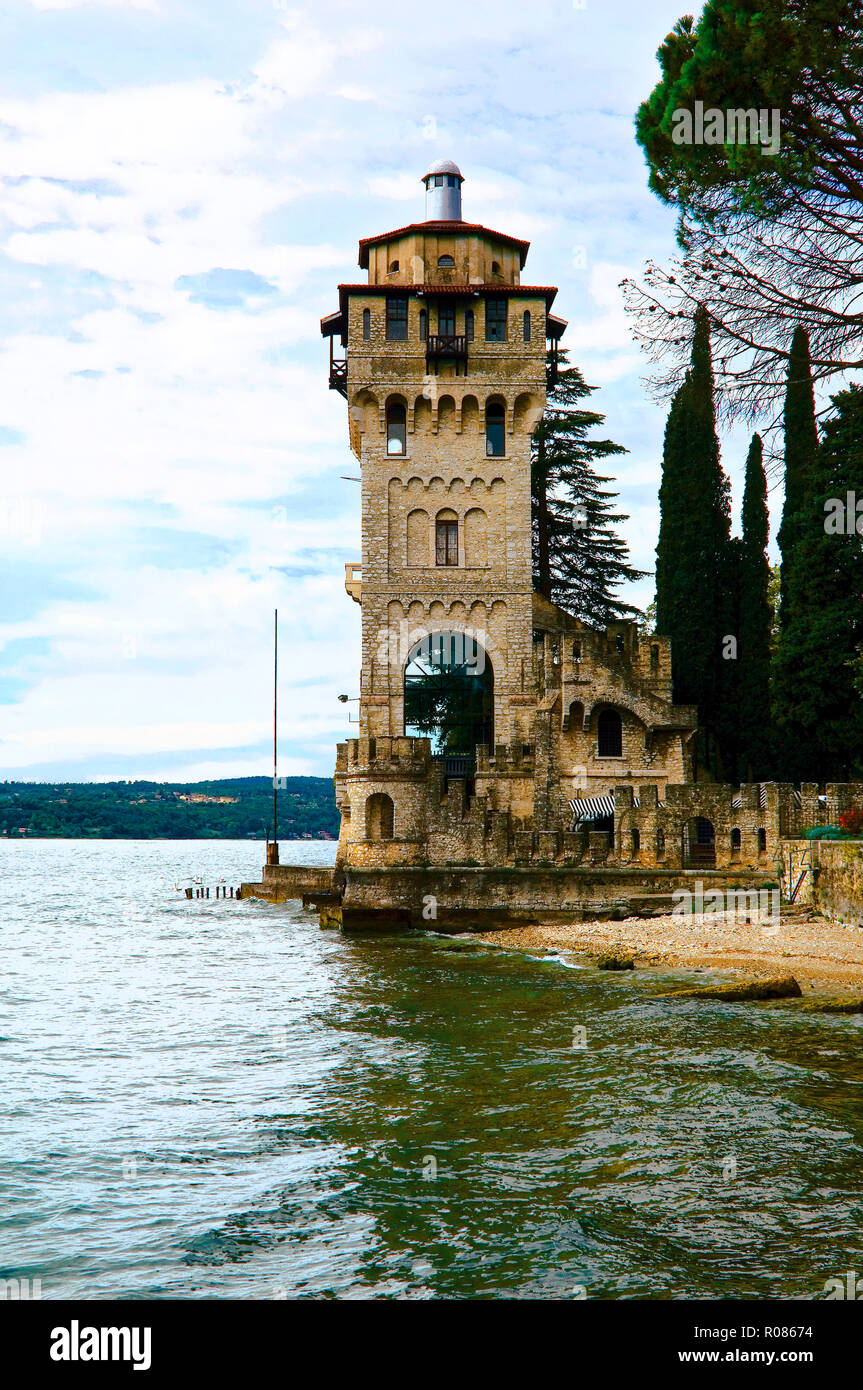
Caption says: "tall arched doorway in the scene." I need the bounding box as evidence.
[683,816,716,868]
[403,631,493,768]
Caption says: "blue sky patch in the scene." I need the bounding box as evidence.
[175,267,279,311]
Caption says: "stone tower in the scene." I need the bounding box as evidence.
[321,160,568,867]
[320,162,700,895]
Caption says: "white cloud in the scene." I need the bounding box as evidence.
[0,0,725,780]
[27,0,159,10]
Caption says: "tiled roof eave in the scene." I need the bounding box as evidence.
[358,220,531,268]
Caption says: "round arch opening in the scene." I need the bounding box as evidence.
[403,631,493,759]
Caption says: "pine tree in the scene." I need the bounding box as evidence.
[531,354,645,623]
[777,325,819,626]
[654,306,733,776]
[773,385,863,780]
[736,433,773,779]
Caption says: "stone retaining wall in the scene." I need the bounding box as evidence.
[782,839,863,927]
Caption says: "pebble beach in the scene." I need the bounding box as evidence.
[476,907,863,997]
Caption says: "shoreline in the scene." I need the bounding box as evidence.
[474,909,863,998]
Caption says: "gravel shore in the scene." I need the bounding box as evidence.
[474,908,863,996]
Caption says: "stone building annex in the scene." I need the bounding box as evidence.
[245,162,861,928]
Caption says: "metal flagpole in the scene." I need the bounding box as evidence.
[273,608,278,857]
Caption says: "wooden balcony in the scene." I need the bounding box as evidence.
[329,359,348,398]
[426,334,468,363]
[344,562,362,605]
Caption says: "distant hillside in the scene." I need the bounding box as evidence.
[0,776,339,840]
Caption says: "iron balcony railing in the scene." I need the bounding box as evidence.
[425,334,468,361]
[328,359,348,398]
[434,754,477,781]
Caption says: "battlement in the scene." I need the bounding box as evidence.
[336,736,434,775]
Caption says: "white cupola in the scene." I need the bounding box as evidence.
[421,159,464,221]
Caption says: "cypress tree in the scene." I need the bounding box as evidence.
[532,354,645,624]
[777,325,819,626]
[654,306,732,776]
[736,433,773,779]
[773,385,863,780]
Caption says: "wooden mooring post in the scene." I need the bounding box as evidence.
[183,885,238,900]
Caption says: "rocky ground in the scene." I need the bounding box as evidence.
[474,905,863,998]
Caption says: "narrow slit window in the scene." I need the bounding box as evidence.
[597,709,622,757]
[523,309,531,342]
[386,401,406,455]
[362,307,370,341]
[486,401,505,457]
[435,518,458,566]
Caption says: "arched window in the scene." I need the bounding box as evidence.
[386,400,406,455]
[731,827,742,850]
[388,259,400,272]
[438,255,455,268]
[418,308,427,341]
[523,309,531,342]
[650,643,659,670]
[491,260,501,276]
[631,828,640,854]
[486,400,505,457]
[435,509,458,566]
[465,309,474,341]
[597,708,622,757]
[404,632,494,757]
[656,827,666,856]
[366,793,394,841]
[757,827,767,853]
[362,307,370,340]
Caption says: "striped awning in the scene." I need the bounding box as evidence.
[567,793,665,823]
[568,795,616,822]
[731,784,768,809]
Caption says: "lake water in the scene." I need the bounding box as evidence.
[2,838,862,1300]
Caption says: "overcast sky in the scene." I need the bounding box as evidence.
[0,0,772,783]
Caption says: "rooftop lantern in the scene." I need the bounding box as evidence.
[422,159,464,221]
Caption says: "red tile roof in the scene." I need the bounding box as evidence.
[358,221,531,269]
[333,281,558,313]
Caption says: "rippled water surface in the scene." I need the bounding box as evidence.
[2,839,863,1300]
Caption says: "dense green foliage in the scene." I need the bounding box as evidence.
[0,777,339,840]
[772,385,863,780]
[531,355,645,623]
[627,1,863,420]
[655,306,733,775]
[635,0,861,225]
